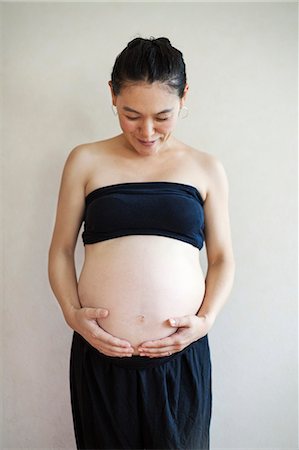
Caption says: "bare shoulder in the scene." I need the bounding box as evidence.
[64,138,111,175]
[66,138,108,163]
[184,144,229,195]
[185,144,222,169]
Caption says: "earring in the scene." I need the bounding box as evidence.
[111,105,118,116]
[178,106,189,119]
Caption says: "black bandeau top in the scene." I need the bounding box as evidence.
[82,181,205,251]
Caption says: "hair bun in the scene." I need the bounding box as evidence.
[127,37,172,49]
[127,37,145,49]
[155,37,171,46]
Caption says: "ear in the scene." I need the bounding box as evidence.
[108,81,117,105]
[180,83,189,107]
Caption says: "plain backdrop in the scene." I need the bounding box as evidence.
[1,2,298,449]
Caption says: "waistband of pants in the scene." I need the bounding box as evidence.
[75,331,209,369]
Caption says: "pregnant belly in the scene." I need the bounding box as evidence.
[77,236,206,354]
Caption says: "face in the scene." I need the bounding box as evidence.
[109,81,188,156]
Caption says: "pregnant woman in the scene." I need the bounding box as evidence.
[48,36,235,450]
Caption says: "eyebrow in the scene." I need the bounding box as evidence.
[123,106,174,115]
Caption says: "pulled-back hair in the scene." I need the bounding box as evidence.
[110,36,187,98]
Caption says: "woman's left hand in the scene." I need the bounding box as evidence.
[137,314,214,358]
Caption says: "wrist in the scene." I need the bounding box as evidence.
[63,305,81,328]
[197,312,216,326]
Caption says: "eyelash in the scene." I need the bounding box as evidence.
[126,116,169,122]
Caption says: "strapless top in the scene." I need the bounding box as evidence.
[82,181,205,250]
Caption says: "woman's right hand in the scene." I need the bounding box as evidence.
[66,307,135,357]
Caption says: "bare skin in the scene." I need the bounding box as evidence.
[48,82,235,358]
[77,137,208,354]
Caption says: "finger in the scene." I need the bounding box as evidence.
[90,335,135,356]
[98,344,134,357]
[90,326,134,350]
[139,343,182,354]
[168,315,191,328]
[139,347,182,358]
[85,307,109,319]
[138,335,180,349]
[103,352,133,357]
[95,340,134,353]
[139,345,181,357]
[93,338,134,356]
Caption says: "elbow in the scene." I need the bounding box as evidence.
[207,252,236,279]
[47,244,58,280]
[225,256,236,284]
[47,242,75,275]
[208,253,235,267]
[48,239,75,260]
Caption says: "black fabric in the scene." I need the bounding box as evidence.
[69,331,212,450]
[82,181,205,250]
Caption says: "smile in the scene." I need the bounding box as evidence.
[138,139,157,146]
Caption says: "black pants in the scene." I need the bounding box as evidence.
[69,331,212,450]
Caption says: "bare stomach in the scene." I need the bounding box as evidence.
[77,235,206,354]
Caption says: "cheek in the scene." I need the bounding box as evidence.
[119,118,136,132]
[161,118,177,133]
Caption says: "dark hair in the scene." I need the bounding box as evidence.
[110,36,187,98]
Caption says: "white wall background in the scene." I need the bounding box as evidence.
[1,2,298,449]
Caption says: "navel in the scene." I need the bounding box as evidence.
[136,314,145,323]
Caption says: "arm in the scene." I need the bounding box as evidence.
[138,155,235,356]
[196,155,235,324]
[48,145,134,356]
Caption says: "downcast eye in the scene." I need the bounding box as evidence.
[125,116,170,122]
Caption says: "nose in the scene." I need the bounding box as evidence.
[140,119,156,139]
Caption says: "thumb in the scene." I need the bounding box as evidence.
[85,307,109,319]
[168,316,190,327]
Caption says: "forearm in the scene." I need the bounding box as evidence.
[48,248,82,327]
[197,258,235,323]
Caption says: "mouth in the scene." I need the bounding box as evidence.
[137,139,158,146]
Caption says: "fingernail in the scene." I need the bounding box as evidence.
[169,319,176,326]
